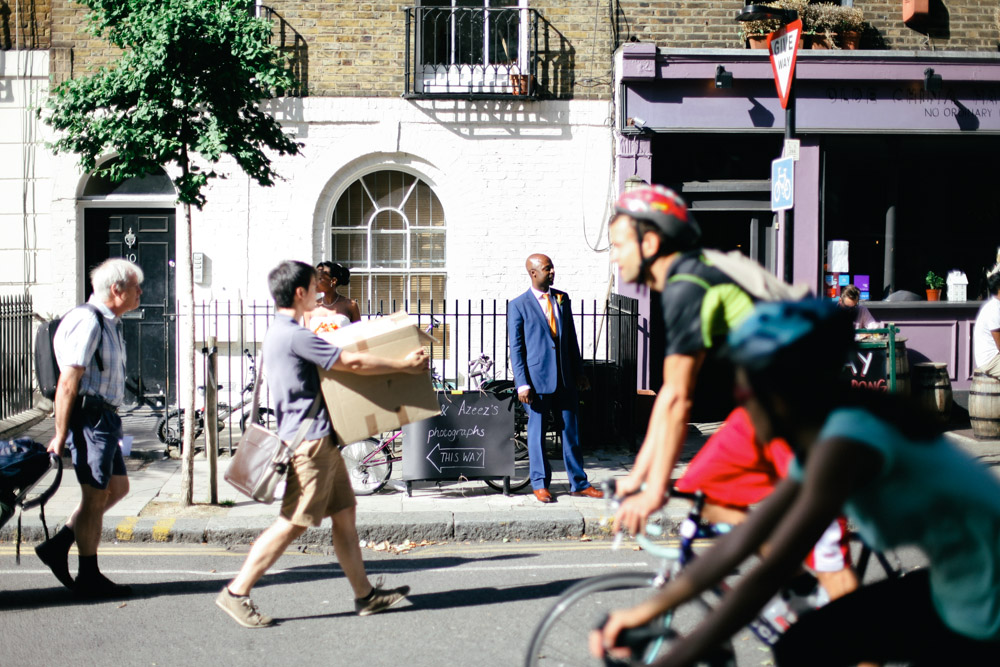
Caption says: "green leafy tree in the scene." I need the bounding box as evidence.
[42,0,301,505]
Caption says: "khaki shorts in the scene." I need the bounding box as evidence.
[281,434,356,527]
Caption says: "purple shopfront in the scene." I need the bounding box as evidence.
[616,43,1000,400]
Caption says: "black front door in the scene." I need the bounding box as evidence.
[84,208,175,407]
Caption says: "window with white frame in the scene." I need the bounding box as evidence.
[331,170,446,313]
[417,0,528,94]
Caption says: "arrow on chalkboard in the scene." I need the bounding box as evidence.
[425,444,486,473]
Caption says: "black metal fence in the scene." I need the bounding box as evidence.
[0,294,34,421]
[173,295,640,449]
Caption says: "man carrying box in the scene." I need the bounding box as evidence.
[216,260,428,628]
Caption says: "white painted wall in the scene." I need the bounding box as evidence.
[0,50,50,300]
[8,94,618,357]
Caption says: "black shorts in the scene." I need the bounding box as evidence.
[67,407,126,489]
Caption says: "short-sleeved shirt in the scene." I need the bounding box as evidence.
[659,251,756,358]
[53,297,127,406]
[659,251,756,417]
[973,297,1000,368]
[791,407,1000,640]
[263,313,342,441]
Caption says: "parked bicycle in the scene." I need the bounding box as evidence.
[155,349,275,451]
[524,482,902,666]
[340,354,531,495]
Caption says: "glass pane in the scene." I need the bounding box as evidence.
[373,210,407,232]
[411,231,446,268]
[421,4,451,66]
[333,181,373,229]
[371,274,407,313]
[409,274,446,308]
[488,7,519,65]
[365,171,415,210]
[331,233,368,267]
[454,5,484,65]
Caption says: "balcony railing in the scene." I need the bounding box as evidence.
[405,6,539,99]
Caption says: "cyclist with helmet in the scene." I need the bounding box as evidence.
[608,184,856,601]
[592,300,1000,665]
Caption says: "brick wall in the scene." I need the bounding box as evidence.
[49,0,120,79]
[0,0,50,50]
[262,1,615,100]
[614,0,1000,52]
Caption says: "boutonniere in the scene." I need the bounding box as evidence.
[555,294,564,306]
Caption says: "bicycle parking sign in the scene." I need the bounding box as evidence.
[771,156,794,211]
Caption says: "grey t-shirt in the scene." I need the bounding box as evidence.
[262,313,341,441]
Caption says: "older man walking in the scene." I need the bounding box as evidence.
[36,258,143,598]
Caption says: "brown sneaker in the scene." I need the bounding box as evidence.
[355,581,410,616]
[215,587,274,628]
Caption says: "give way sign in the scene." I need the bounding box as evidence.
[767,18,802,109]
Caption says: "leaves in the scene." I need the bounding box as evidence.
[42,0,300,208]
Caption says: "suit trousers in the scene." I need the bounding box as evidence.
[526,386,589,492]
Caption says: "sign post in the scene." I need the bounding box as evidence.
[766,17,801,283]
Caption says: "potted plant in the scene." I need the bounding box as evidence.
[925,271,945,301]
[738,0,808,49]
[834,4,865,50]
[801,3,865,49]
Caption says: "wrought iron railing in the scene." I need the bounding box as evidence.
[0,294,34,420]
[167,295,640,449]
[404,6,539,99]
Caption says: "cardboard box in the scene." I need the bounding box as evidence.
[316,312,440,444]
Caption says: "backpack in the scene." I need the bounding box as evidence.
[700,249,812,302]
[0,438,63,563]
[35,304,105,400]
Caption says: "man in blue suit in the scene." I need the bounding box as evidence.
[508,254,603,503]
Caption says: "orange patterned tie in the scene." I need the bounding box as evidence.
[543,294,557,338]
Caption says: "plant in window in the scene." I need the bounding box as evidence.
[926,271,945,301]
[738,0,808,48]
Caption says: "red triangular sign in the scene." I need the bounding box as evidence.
[767,19,802,110]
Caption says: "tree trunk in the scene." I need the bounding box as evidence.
[178,200,197,506]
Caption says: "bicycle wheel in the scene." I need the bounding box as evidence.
[238,407,277,433]
[341,437,392,495]
[156,410,184,447]
[526,572,729,667]
[483,436,531,493]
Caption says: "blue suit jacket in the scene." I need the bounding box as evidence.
[508,288,583,396]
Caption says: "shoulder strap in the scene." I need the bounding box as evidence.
[667,273,712,291]
[250,352,322,455]
[78,304,106,372]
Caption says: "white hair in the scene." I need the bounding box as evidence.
[90,258,144,301]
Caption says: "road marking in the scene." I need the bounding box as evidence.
[152,517,175,542]
[115,516,138,541]
[2,561,654,578]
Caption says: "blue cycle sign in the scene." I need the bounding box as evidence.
[771,156,794,211]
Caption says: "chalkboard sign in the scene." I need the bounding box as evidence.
[402,392,514,483]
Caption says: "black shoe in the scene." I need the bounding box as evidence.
[35,540,75,590]
[74,574,133,599]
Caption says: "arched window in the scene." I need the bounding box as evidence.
[331,170,446,312]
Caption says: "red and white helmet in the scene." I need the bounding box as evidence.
[614,185,701,248]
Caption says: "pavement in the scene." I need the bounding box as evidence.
[3,404,999,549]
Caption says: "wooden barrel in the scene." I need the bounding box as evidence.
[969,372,1000,440]
[889,338,910,396]
[913,362,952,421]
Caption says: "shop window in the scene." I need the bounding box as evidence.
[821,135,1000,301]
[331,170,447,313]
